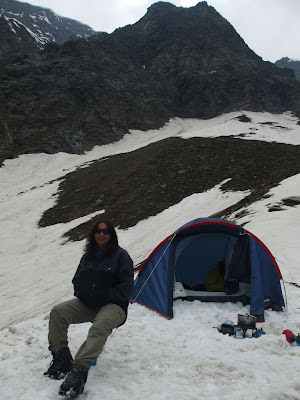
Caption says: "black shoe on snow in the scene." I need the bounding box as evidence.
[59,364,88,398]
[44,347,73,380]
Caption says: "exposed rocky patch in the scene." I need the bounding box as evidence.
[268,196,300,212]
[283,196,300,206]
[236,114,252,123]
[38,136,300,242]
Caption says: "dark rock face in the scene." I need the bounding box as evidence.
[1,1,300,164]
[0,34,169,161]
[275,57,300,80]
[0,14,40,62]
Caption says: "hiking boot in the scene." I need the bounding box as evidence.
[59,364,88,399]
[44,347,73,380]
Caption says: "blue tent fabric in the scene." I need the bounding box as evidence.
[248,236,284,316]
[131,218,285,320]
[132,236,175,317]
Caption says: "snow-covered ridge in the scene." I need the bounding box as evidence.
[1,2,95,50]
[5,15,50,46]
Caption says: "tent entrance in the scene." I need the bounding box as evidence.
[173,233,250,303]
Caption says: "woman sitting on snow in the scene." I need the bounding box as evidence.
[44,219,134,399]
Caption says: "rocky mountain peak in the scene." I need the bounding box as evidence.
[147,1,177,11]
[115,0,258,68]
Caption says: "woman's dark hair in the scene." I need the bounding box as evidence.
[85,219,119,258]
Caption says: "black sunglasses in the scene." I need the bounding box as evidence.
[94,228,112,235]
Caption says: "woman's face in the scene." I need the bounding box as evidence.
[94,222,112,249]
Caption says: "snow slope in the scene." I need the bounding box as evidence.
[0,111,299,400]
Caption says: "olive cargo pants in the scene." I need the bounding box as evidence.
[48,299,126,369]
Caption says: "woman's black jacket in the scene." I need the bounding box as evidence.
[72,247,134,313]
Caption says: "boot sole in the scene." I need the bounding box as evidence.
[59,386,84,399]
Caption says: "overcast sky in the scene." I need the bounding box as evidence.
[17,0,300,63]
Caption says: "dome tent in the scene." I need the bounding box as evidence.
[131,218,285,322]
